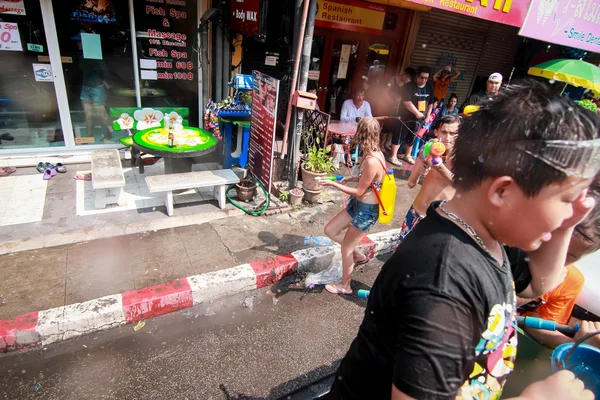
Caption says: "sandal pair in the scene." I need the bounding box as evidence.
[37,162,67,174]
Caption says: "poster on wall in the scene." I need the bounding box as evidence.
[0,0,26,15]
[520,0,600,53]
[0,22,23,51]
[248,70,280,192]
[72,0,116,24]
[134,0,198,121]
[230,0,261,38]
[32,64,54,82]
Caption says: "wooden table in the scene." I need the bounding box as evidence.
[132,126,219,174]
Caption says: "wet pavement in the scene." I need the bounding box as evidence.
[0,176,417,321]
[0,255,387,400]
[0,250,557,400]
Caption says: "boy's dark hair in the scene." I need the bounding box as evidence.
[434,114,461,130]
[453,79,599,197]
[307,80,318,92]
[404,67,417,80]
[417,66,431,75]
[574,178,600,253]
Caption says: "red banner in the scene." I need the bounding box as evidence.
[405,0,530,27]
[248,71,280,192]
[230,0,261,37]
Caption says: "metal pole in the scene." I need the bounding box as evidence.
[201,24,210,114]
[289,0,317,187]
[280,0,311,158]
[221,2,230,98]
[128,0,142,107]
[215,15,223,101]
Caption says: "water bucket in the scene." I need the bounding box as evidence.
[552,331,600,397]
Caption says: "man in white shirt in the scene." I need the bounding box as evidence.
[340,87,372,123]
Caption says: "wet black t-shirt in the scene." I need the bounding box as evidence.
[329,202,527,400]
[399,81,434,122]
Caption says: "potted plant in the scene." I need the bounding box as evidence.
[301,126,336,192]
[289,187,304,206]
[235,178,257,202]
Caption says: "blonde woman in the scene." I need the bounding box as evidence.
[321,117,387,294]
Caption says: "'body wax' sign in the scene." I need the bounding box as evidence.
[316,0,386,34]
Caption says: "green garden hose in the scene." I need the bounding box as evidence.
[226,177,270,215]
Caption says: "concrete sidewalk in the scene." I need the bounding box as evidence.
[0,178,416,323]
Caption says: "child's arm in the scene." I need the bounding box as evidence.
[321,158,378,197]
[519,192,595,298]
[432,162,453,184]
[506,370,594,400]
[407,156,429,189]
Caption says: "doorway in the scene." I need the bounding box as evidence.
[311,29,397,120]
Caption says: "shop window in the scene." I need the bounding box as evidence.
[0,0,64,149]
[51,0,136,146]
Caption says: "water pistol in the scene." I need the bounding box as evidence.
[422,140,446,165]
[314,176,344,181]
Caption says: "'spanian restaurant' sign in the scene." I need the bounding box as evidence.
[520,0,600,53]
[404,0,531,27]
[316,0,387,34]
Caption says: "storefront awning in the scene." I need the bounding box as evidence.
[395,0,531,27]
[364,0,431,12]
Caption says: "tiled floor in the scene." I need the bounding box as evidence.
[0,174,48,226]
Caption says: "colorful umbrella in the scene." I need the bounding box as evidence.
[528,59,600,94]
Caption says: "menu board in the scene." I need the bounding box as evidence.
[248,70,279,192]
[135,0,197,84]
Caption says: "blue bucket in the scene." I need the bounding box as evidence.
[552,342,600,396]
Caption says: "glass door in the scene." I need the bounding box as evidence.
[51,0,136,146]
[324,39,360,120]
[0,0,64,150]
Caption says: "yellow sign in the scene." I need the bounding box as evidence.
[316,0,387,34]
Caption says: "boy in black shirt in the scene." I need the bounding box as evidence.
[328,81,599,400]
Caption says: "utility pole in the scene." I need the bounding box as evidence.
[288,0,317,188]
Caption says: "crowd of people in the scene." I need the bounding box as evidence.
[320,78,600,399]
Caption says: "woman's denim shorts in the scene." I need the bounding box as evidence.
[346,196,379,232]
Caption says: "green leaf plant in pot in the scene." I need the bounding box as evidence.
[301,126,336,193]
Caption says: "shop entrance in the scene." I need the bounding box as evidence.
[309,29,398,120]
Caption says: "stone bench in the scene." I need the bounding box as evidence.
[145,169,240,216]
[91,149,127,209]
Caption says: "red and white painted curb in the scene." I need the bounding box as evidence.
[0,229,401,353]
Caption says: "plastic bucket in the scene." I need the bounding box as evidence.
[552,342,600,396]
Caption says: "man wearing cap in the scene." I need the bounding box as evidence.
[461,72,503,111]
[433,65,461,103]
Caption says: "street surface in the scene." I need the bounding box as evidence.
[0,256,387,400]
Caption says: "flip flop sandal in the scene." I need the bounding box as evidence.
[1,133,14,141]
[355,256,371,266]
[49,168,57,177]
[36,162,46,173]
[325,284,353,295]
[43,169,53,180]
[73,173,92,181]
[54,163,67,173]
[0,167,16,177]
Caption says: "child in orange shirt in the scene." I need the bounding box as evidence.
[518,181,600,348]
